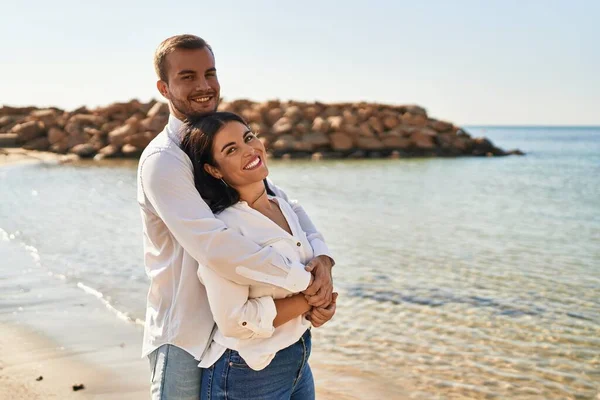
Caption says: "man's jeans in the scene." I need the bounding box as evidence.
[200,329,314,400]
[149,344,202,400]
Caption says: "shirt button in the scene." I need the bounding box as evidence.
[297,242,301,247]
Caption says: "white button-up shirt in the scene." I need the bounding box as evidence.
[198,196,314,370]
[137,115,332,360]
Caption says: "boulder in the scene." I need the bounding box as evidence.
[322,106,340,118]
[356,136,384,150]
[70,143,97,158]
[266,108,284,125]
[301,132,330,149]
[416,127,438,137]
[83,127,103,137]
[48,127,67,145]
[342,109,358,125]
[29,109,59,126]
[101,120,122,134]
[95,102,137,118]
[272,117,293,135]
[284,105,303,123]
[304,106,318,121]
[108,123,137,147]
[12,121,45,143]
[357,107,374,121]
[471,137,499,156]
[23,137,50,151]
[241,108,262,124]
[404,105,427,116]
[358,122,374,137]
[64,121,84,136]
[382,115,400,130]
[125,131,155,149]
[402,112,428,127]
[367,117,384,134]
[0,133,18,147]
[121,144,142,157]
[312,117,330,134]
[0,116,16,130]
[327,116,344,131]
[272,134,295,152]
[146,102,169,118]
[0,106,38,116]
[410,132,435,149]
[67,132,89,149]
[382,136,411,150]
[97,144,121,158]
[330,132,354,151]
[294,120,312,135]
[50,138,70,154]
[68,114,106,127]
[429,119,453,132]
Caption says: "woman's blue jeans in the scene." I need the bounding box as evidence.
[201,329,314,400]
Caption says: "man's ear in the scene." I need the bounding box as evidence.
[157,80,169,99]
[204,163,222,180]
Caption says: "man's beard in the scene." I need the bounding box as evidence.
[170,95,219,120]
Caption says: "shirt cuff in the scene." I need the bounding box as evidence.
[238,297,277,339]
[283,259,312,292]
[309,239,336,267]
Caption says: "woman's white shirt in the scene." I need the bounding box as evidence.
[197,195,314,371]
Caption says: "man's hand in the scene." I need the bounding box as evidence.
[302,255,334,307]
[307,292,338,328]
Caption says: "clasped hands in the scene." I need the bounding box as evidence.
[302,255,337,328]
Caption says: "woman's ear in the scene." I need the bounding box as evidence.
[204,163,222,180]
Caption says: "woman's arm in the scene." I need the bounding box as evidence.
[198,265,310,340]
[273,293,311,327]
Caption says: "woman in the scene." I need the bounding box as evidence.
[180,112,337,400]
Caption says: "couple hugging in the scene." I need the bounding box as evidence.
[138,34,338,400]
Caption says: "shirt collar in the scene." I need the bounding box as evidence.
[166,114,184,145]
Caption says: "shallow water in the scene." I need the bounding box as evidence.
[2,127,599,399]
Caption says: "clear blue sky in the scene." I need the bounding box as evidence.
[2,0,598,125]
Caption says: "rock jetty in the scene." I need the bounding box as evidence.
[0,99,523,160]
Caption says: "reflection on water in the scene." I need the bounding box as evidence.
[1,127,599,399]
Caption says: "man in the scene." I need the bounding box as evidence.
[137,34,336,399]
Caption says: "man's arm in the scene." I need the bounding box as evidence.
[140,151,311,293]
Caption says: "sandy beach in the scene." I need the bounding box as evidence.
[0,152,401,400]
[0,148,65,167]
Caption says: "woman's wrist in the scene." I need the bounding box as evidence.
[294,293,312,313]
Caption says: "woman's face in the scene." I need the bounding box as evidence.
[206,121,269,187]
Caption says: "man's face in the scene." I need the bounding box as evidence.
[157,47,220,119]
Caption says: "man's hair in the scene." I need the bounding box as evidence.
[154,34,212,82]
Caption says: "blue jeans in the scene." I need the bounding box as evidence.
[201,329,314,400]
[148,344,203,400]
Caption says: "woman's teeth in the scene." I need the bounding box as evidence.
[244,157,261,170]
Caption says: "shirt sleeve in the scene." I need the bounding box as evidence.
[139,150,311,292]
[198,265,277,339]
[267,179,335,266]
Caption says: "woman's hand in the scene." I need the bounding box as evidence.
[306,292,338,328]
[303,255,334,308]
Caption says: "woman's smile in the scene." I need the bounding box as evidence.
[243,155,263,170]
